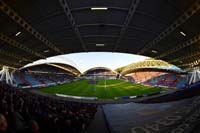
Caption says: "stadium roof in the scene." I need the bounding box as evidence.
[0,0,200,69]
[116,58,185,75]
[20,63,81,75]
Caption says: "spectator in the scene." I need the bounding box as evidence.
[28,120,39,133]
[0,113,7,133]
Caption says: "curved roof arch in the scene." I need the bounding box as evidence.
[0,0,199,69]
[19,62,81,76]
[120,58,184,75]
[122,67,186,76]
[50,63,81,75]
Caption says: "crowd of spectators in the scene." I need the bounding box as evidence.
[0,82,97,133]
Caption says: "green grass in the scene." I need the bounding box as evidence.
[39,79,164,99]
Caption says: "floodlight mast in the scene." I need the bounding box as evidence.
[0,66,15,85]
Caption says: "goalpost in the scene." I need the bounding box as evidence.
[93,71,96,92]
[92,70,107,92]
[104,71,107,90]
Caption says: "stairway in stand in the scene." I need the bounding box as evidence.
[87,106,110,133]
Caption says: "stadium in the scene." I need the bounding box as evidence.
[0,0,200,133]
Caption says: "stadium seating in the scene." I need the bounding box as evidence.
[23,73,40,85]
[143,73,186,88]
[12,63,79,88]
[0,82,97,133]
[13,71,75,87]
[141,80,200,103]
[14,71,31,86]
[126,72,163,82]
[127,72,186,88]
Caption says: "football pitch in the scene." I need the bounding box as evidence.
[39,79,164,99]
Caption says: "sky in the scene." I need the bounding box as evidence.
[23,52,148,73]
